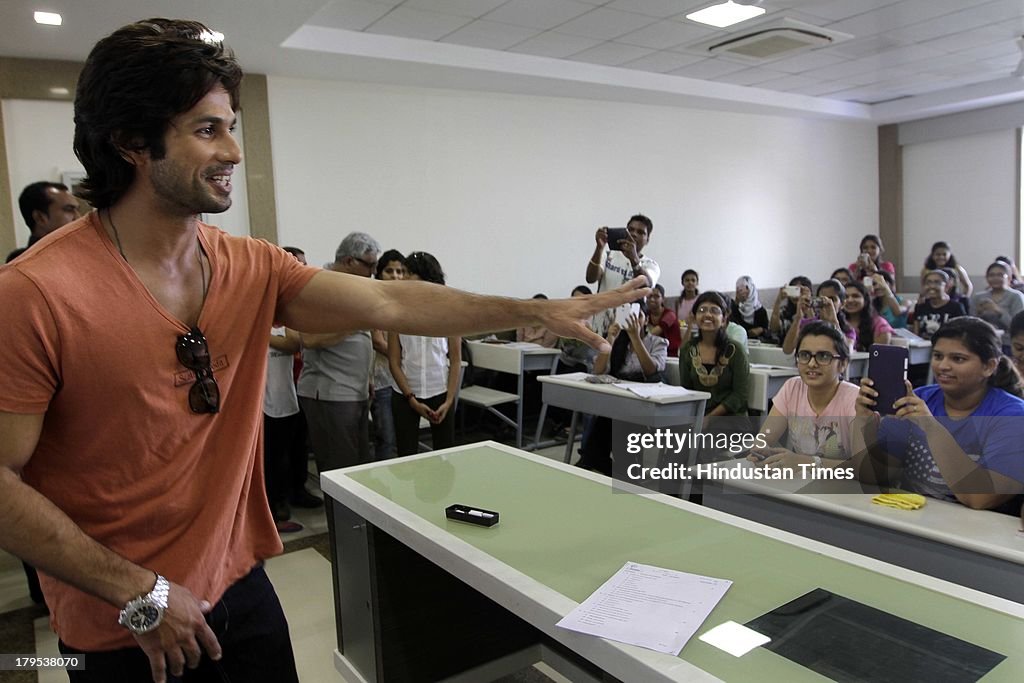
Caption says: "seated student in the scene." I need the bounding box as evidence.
[830,267,853,285]
[1012,311,1024,378]
[853,317,1024,510]
[871,271,910,329]
[517,293,559,347]
[972,261,1024,334]
[911,270,966,339]
[995,255,1024,293]
[849,233,896,281]
[577,311,667,475]
[731,275,769,341]
[556,286,598,373]
[748,321,859,468]
[844,280,892,351]
[647,284,681,355]
[922,241,972,298]
[781,279,855,354]
[769,275,812,342]
[679,292,750,418]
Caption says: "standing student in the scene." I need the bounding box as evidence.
[730,275,769,341]
[922,241,972,298]
[844,280,892,351]
[853,317,1024,510]
[647,284,681,355]
[849,234,896,281]
[585,214,659,335]
[679,292,750,418]
[911,270,965,339]
[389,252,462,456]
[370,249,405,460]
[0,19,647,683]
[749,321,859,469]
[675,269,700,330]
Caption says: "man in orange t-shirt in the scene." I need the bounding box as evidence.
[0,19,646,683]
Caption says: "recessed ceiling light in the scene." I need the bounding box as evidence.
[34,11,63,26]
[687,1,765,29]
[49,87,69,95]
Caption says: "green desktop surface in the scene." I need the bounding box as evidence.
[344,444,1023,682]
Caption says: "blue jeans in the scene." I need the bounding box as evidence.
[372,386,397,460]
[61,565,297,683]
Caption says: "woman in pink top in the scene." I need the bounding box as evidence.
[748,321,860,469]
[848,234,896,281]
[844,280,892,351]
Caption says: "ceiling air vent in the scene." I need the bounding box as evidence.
[686,17,852,63]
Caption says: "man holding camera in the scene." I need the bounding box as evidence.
[585,214,660,336]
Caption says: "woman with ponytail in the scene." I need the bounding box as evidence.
[854,317,1024,510]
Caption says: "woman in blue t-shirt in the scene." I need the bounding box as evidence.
[853,317,1024,510]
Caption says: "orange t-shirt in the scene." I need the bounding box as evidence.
[0,213,318,650]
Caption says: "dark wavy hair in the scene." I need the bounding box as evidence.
[796,320,850,364]
[74,18,242,208]
[843,280,880,352]
[405,251,446,285]
[932,317,1024,398]
[691,291,731,363]
[375,249,405,279]
[924,241,959,270]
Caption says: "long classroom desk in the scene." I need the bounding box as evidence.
[322,443,1024,683]
[747,343,869,379]
[665,357,799,413]
[701,461,1024,604]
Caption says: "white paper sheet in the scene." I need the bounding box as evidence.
[556,561,732,655]
[613,383,697,399]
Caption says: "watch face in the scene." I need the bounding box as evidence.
[129,605,160,631]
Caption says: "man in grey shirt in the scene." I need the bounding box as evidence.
[297,232,380,475]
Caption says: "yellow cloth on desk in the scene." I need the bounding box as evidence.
[872,493,927,510]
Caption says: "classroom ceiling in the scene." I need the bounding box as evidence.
[3,0,1024,123]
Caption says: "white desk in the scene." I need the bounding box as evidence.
[748,343,868,379]
[537,374,710,466]
[466,340,561,449]
[323,443,1024,683]
[701,462,1024,604]
[664,358,798,413]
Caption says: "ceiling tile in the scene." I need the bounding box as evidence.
[754,73,820,91]
[786,79,859,96]
[505,30,603,57]
[569,42,655,65]
[668,58,749,79]
[886,5,1001,44]
[954,40,1020,62]
[918,26,1012,56]
[556,8,658,40]
[827,0,974,37]
[606,0,691,19]
[440,20,542,48]
[715,67,791,86]
[615,18,710,50]
[365,6,473,39]
[619,50,704,73]
[404,0,507,18]
[307,0,395,31]
[483,0,595,30]
[829,35,907,60]
[764,50,848,74]
[791,0,902,23]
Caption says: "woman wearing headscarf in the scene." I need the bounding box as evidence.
[730,275,769,341]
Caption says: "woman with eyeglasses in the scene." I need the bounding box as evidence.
[576,309,668,475]
[844,280,892,352]
[780,279,854,355]
[388,252,462,456]
[679,292,750,419]
[749,321,859,469]
[971,261,1024,334]
[853,317,1024,510]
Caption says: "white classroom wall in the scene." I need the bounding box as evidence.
[267,77,879,299]
[3,99,251,240]
[902,129,1018,282]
